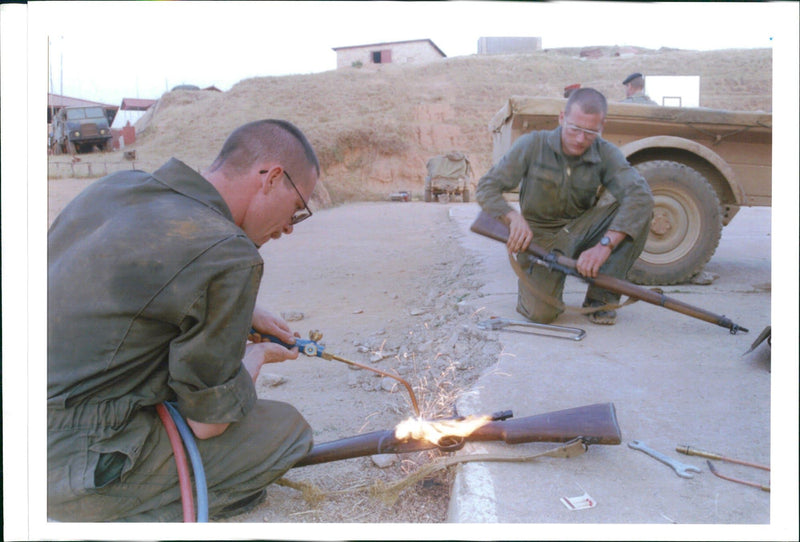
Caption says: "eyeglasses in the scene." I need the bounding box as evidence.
[260,169,313,225]
[563,121,603,138]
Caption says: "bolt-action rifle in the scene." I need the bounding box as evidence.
[293,403,621,467]
[470,210,748,334]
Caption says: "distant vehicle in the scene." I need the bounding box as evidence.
[490,96,772,285]
[424,152,473,203]
[51,106,112,155]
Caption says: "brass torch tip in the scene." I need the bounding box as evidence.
[676,445,722,461]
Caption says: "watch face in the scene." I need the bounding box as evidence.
[601,236,611,246]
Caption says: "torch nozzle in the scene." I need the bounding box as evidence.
[323,352,421,417]
[676,445,723,461]
[677,444,769,471]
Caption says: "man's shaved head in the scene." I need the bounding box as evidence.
[565,88,608,118]
[208,119,319,186]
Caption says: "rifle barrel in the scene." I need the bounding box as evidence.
[293,403,621,467]
[470,211,747,333]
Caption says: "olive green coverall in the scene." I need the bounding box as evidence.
[48,159,312,521]
[476,127,654,323]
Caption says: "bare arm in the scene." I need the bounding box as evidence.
[186,312,300,440]
[575,230,628,278]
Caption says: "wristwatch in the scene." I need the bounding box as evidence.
[600,236,614,250]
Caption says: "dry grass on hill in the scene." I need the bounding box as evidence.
[54,47,771,207]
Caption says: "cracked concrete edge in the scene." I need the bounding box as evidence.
[447,459,499,523]
[445,205,500,523]
[446,364,504,523]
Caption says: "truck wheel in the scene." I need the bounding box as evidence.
[629,160,722,285]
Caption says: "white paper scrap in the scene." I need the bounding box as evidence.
[560,492,596,511]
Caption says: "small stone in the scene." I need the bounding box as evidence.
[370,351,392,363]
[380,377,399,392]
[257,372,286,387]
[280,311,304,322]
[410,308,428,316]
[690,271,719,285]
[370,454,399,468]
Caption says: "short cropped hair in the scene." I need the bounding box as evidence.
[209,119,319,183]
[565,88,608,118]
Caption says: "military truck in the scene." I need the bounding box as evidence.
[51,106,113,155]
[489,97,772,285]
[424,151,473,203]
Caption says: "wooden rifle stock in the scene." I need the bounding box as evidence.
[293,403,621,467]
[470,210,748,334]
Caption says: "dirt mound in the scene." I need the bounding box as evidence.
[87,48,773,207]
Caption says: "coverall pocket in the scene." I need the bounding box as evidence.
[94,451,127,487]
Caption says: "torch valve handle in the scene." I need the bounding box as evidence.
[251,329,326,358]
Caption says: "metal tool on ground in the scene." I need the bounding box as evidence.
[253,329,420,417]
[676,444,769,471]
[744,325,771,354]
[628,440,702,478]
[706,460,770,492]
[477,316,586,341]
[677,444,770,492]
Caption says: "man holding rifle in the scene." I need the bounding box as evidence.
[476,88,654,325]
[48,119,318,521]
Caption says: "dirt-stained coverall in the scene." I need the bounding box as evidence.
[47,158,312,521]
[476,126,654,323]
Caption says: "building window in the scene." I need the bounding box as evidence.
[371,49,392,64]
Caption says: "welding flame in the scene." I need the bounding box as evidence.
[393,414,492,445]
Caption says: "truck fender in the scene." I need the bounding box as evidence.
[620,136,745,206]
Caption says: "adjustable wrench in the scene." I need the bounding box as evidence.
[628,440,701,478]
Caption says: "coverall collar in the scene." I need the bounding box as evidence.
[152,158,234,222]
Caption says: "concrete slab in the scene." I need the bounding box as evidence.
[445,205,784,535]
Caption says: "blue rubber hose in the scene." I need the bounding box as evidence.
[164,402,209,522]
[155,403,195,522]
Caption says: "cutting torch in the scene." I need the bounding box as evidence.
[250,329,421,416]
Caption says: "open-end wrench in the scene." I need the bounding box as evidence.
[628,440,702,478]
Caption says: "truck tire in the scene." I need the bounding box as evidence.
[629,160,722,285]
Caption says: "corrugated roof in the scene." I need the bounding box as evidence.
[48,93,117,109]
[332,38,446,58]
[120,98,157,111]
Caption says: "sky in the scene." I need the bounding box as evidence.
[29,1,794,106]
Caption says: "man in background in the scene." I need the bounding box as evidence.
[622,72,659,104]
[476,88,654,325]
